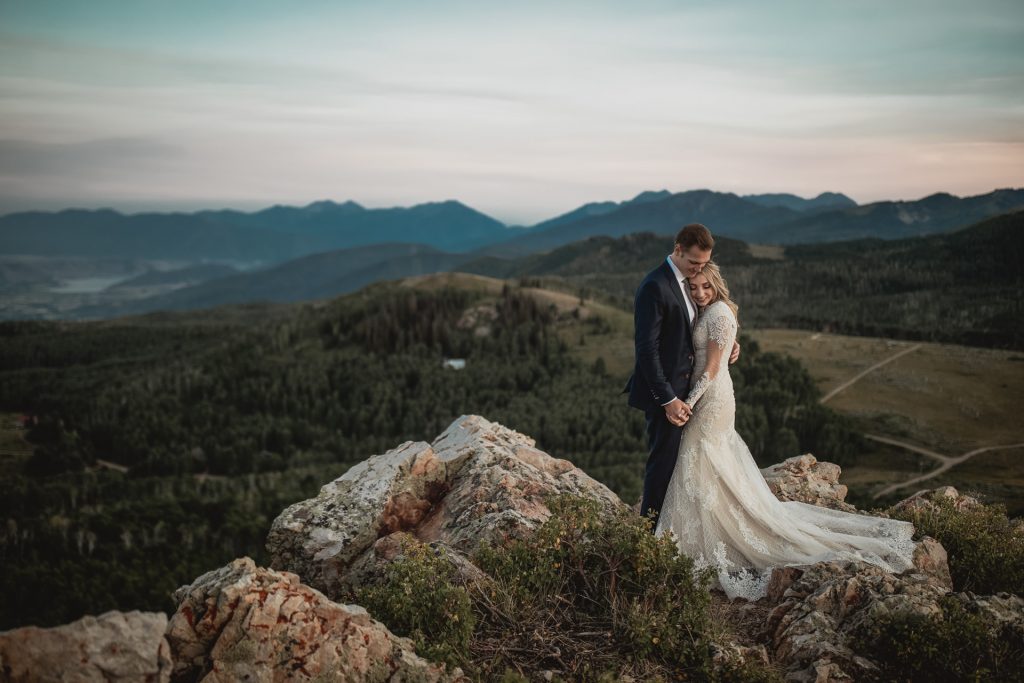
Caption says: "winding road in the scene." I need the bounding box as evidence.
[812,339,1024,499]
[872,440,1024,499]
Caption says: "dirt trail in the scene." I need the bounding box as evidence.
[873,441,1024,499]
[819,344,922,404]
[864,434,952,464]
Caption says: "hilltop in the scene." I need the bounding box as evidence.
[1,416,1021,681]
[465,209,1024,349]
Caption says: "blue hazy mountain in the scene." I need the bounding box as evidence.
[481,190,800,256]
[524,189,674,233]
[483,188,1024,256]
[0,200,509,262]
[756,189,1024,244]
[742,192,857,213]
[54,199,1024,321]
[4,188,1022,276]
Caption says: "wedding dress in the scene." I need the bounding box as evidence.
[655,301,916,601]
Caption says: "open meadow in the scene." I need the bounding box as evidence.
[750,329,1024,513]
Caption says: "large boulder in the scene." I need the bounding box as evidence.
[761,454,856,512]
[267,415,624,597]
[0,610,171,683]
[166,557,461,682]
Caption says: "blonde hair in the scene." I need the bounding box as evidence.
[693,261,739,323]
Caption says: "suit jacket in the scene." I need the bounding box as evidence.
[623,260,696,412]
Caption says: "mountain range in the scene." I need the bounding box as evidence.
[0,200,507,262]
[3,189,1023,267]
[3,187,1024,321]
[54,205,1023,331]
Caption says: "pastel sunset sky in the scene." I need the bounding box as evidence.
[1,0,1022,223]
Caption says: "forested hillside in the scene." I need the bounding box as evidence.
[466,210,1024,349]
[0,277,857,629]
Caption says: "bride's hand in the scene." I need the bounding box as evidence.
[664,398,691,426]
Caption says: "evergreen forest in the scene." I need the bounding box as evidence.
[0,279,859,629]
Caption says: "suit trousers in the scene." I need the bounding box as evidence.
[640,408,685,533]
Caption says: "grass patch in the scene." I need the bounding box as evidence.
[353,495,782,681]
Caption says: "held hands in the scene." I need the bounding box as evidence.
[664,398,692,427]
[729,340,741,365]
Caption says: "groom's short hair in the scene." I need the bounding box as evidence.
[676,223,714,251]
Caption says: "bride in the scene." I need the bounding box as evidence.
[654,262,916,601]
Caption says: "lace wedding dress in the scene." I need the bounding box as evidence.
[655,301,916,601]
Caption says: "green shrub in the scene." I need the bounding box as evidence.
[354,538,475,668]
[714,659,784,683]
[854,595,1024,682]
[473,495,715,678]
[890,497,1024,594]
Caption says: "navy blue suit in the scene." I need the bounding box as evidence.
[623,260,696,530]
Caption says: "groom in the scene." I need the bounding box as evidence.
[624,223,739,531]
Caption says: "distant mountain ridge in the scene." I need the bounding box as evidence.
[494,188,1024,254]
[742,192,857,213]
[4,189,1021,269]
[3,187,1023,320]
[526,190,676,233]
[482,189,801,257]
[756,189,1024,244]
[0,200,508,263]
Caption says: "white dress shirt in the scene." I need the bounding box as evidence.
[665,255,697,330]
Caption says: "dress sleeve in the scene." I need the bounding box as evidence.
[684,304,737,408]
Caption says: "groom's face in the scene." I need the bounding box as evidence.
[676,245,712,278]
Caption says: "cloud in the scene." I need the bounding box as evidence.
[0,137,182,176]
[0,0,1020,218]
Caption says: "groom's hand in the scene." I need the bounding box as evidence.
[729,340,741,364]
[664,398,691,426]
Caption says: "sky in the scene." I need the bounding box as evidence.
[1,0,1022,224]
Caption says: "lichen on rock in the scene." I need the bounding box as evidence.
[266,414,624,597]
[165,556,462,682]
[0,610,172,683]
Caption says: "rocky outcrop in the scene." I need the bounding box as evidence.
[267,414,624,597]
[742,457,972,681]
[888,485,983,514]
[165,556,461,682]
[764,536,953,682]
[761,454,856,512]
[0,610,171,683]
[953,591,1024,629]
[11,418,1019,683]
[753,463,964,682]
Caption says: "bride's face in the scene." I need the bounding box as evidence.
[688,273,715,307]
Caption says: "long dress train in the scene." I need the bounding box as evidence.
[654,301,916,601]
